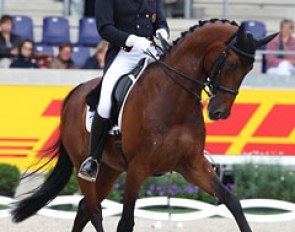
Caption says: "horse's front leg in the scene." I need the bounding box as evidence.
[117,163,147,232]
[177,155,252,232]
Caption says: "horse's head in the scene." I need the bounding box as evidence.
[204,23,277,120]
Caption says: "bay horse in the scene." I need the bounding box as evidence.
[12,19,276,232]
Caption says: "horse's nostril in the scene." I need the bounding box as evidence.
[209,111,223,120]
[214,112,222,119]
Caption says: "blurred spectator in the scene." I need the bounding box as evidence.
[10,39,38,68]
[83,40,108,69]
[49,43,77,69]
[0,15,21,68]
[266,19,295,75]
[34,53,53,69]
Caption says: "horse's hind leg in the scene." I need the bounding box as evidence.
[76,163,122,232]
[72,197,90,232]
[76,179,103,232]
[178,156,252,232]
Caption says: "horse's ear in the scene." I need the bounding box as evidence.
[255,33,279,48]
[237,23,246,35]
[236,23,247,44]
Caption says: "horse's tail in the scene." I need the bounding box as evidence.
[11,139,73,222]
[11,85,82,223]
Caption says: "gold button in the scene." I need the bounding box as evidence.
[136,25,140,29]
[145,14,149,18]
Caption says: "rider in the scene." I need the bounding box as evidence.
[78,0,169,182]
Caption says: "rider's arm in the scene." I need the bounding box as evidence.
[154,0,170,38]
[95,0,130,48]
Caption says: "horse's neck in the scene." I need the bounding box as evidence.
[139,49,205,125]
[159,35,207,100]
[146,31,218,123]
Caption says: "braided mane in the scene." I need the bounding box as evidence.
[161,19,239,57]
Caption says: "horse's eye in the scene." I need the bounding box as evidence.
[228,60,237,70]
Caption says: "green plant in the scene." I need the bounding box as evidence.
[45,169,80,195]
[0,163,21,197]
[233,162,295,202]
[60,171,80,195]
[107,173,215,204]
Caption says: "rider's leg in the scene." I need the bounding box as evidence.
[78,48,148,182]
[78,112,110,182]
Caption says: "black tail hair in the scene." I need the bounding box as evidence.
[11,85,83,223]
[11,139,73,222]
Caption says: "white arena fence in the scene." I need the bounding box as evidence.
[1,195,295,222]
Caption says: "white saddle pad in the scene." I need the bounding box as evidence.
[85,57,154,133]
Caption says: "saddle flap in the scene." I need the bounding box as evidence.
[111,58,146,126]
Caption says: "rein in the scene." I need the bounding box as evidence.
[146,50,205,100]
[146,32,255,100]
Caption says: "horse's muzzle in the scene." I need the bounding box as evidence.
[207,96,230,120]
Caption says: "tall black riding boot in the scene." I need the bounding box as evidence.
[78,112,109,182]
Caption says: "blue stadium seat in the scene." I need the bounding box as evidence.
[78,17,101,47]
[12,15,34,40]
[42,16,70,46]
[71,46,90,68]
[242,20,267,49]
[34,44,55,57]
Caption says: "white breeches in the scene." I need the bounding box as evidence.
[97,46,157,118]
[267,60,295,76]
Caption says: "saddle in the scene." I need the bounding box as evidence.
[86,38,170,132]
[110,58,146,128]
[86,58,146,131]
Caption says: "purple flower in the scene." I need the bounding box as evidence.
[226,183,234,191]
[159,191,165,196]
[146,190,153,196]
[149,184,155,191]
[170,184,177,190]
[156,185,162,192]
[184,186,194,193]
[194,186,199,193]
[169,189,176,196]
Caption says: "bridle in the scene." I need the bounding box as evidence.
[146,32,255,101]
[207,33,255,97]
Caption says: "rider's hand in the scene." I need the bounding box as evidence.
[125,35,151,53]
[156,28,169,41]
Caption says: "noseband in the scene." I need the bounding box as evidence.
[146,32,255,100]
